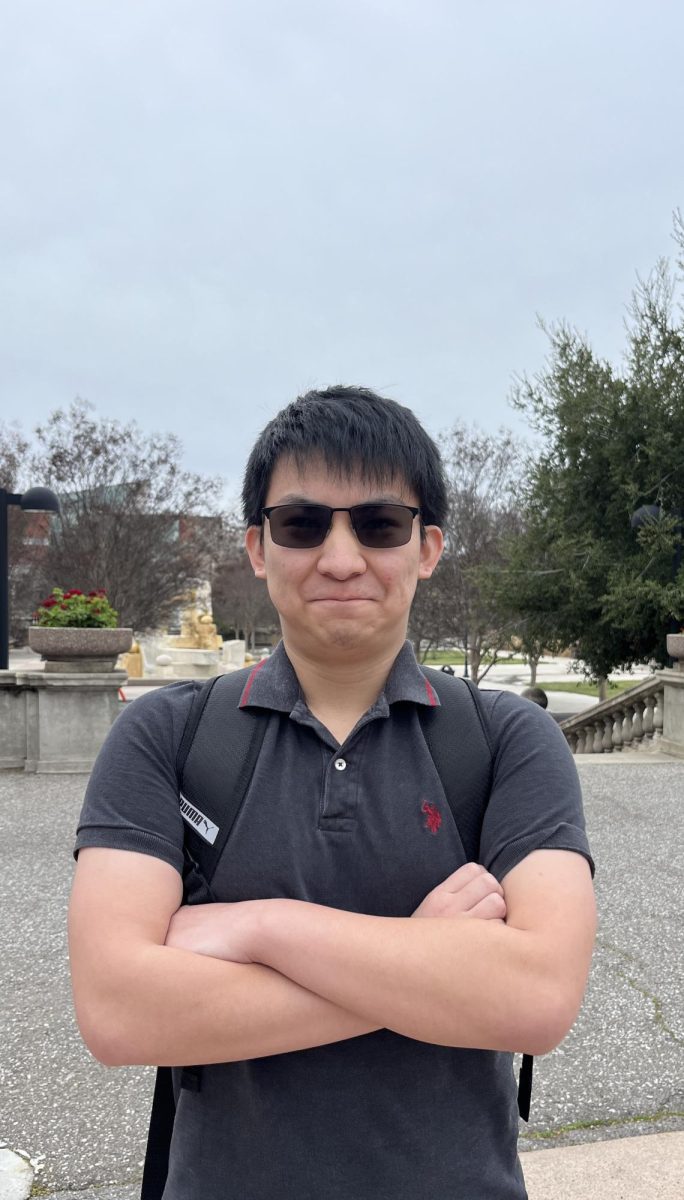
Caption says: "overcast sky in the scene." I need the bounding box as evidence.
[1,0,682,502]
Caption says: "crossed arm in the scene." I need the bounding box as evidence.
[68,847,595,1067]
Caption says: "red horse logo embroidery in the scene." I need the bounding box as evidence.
[421,800,442,835]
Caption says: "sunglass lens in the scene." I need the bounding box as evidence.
[268,505,330,547]
[352,505,414,547]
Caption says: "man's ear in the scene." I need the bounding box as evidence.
[418,525,444,579]
[245,525,267,579]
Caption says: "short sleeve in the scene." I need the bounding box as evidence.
[73,682,200,875]
[477,691,594,882]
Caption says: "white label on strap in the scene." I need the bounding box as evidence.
[179,793,220,845]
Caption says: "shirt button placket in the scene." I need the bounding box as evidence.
[319,751,356,830]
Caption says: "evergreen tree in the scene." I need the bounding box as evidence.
[501,220,684,678]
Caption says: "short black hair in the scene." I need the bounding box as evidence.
[521,686,549,709]
[242,385,447,528]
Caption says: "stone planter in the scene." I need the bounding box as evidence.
[28,626,133,673]
[666,633,684,671]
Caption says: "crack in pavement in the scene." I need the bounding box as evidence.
[596,937,683,1047]
[522,1107,684,1141]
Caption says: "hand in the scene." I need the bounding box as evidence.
[412,862,506,921]
[165,900,262,964]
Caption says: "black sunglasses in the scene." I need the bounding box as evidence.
[262,503,421,549]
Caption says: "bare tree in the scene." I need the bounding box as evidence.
[28,400,225,632]
[408,558,457,661]
[211,516,279,650]
[0,423,29,491]
[412,424,525,683]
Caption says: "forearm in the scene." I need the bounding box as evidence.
[253,900,574,1055]
[74,944,379,1067]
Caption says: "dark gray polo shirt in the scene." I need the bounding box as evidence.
[75,641,593,1200]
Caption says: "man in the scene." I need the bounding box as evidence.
[69,386,595,1199]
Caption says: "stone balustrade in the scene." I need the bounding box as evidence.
[560,677,664,755]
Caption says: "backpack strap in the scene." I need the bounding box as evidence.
[141,666,270,1200]
[418,672,494,863]
[175,667,269,902]
[517,1049,534,1123]
[418,669,533,1122]
[140,1064,176,1200]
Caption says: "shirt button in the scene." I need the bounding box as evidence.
[334,758,347,771]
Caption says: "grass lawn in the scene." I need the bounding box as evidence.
[422,650,527,666]
[422,650,465,664]
[543,679,646,699]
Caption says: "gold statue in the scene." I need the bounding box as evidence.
[168,588,222,652]
[119,640,143,677]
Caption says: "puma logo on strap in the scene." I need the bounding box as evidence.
[179,793,220,845]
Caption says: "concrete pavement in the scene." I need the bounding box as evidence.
[523,1131,684,1198]
[1,760,682,1198]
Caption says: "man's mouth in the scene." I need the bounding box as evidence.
[310,596,374,603]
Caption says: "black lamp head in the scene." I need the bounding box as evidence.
[19,486,61,514]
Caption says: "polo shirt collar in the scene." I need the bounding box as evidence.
[384,641,441,707]
[239,640,440,712]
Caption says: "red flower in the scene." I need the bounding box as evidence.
[42,598,57,608]
[60,603,68,609]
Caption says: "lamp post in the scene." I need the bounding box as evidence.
[0,486,60,671]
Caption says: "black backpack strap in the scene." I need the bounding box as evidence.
[174,672,226,905]
[418,672,494,863]
[140,1067,175,1200]
[418,669,533,1122]
[517,1050,533,1122]
[141,666,270,1200]
[176,666,270,891]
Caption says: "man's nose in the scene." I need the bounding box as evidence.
[316,511,367,575]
